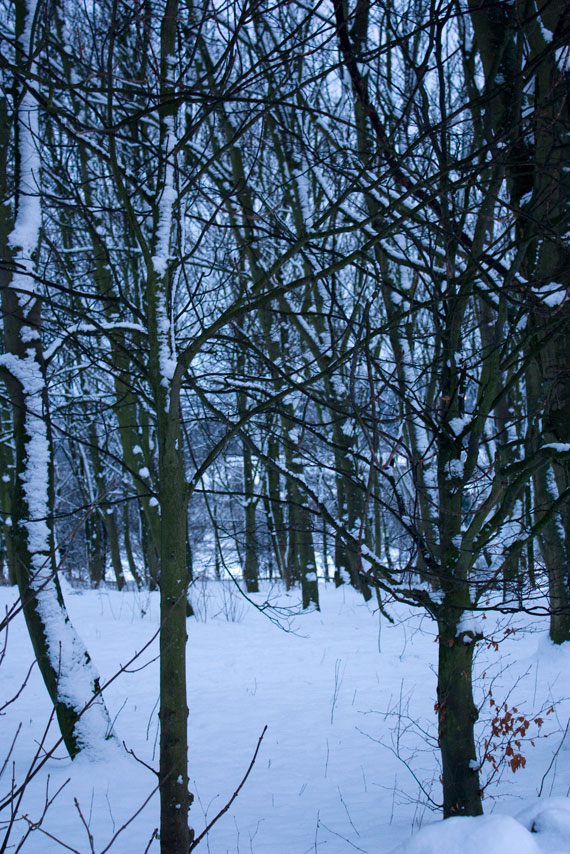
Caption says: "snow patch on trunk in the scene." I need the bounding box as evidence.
[0,351,112,749]
[8,0,41,314]
[152,116,176,277]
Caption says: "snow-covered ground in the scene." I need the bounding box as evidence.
[1,580,569,853]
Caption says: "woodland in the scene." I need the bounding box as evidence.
[0,0,569,852]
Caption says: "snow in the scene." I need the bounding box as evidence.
[0,351,50,565]
[537,18,553,44]
[456,610,484,641]
[444,456,465,478]
[448,416,468,436]
[517,798,570,842]
[8,0,41,313]
[44,322,146,362]
[151,115,177,277]
[151,111,179,398]
[535,283,567,308]
[390,814,542,854]
[1,582,569,853]
[391,798,570,854]
[156,290,177,394]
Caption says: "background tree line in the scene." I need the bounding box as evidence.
[1,0,569,850]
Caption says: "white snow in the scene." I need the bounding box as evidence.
[456,610,484,642]
[517,797,570,842]
[390,814,541,854]
[1,583,569,853]
[150,110,180,399]
[156,290,177,395]
[535,283,567,308]
[0,350,51,566]
[537,18,553,44]
[8,0,41,313]
[44,322,146,362]
[448,416,468,436]
[151,115,177,277]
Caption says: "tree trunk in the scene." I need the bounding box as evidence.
[266,434,287,582]
[468,0,570,644]
[158,406,192,853]
[106,510,126,590]
[0,433,15,584]
[86,512,107,587]
[141,508,160,590]
[123,503,144,588]
[283,428,319,609]
[241,422,259,593]
[437,612,482,818]
[534,462,570,643]
[0,0,113,757]
[527,330,570,643]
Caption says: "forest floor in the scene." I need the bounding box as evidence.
[1,579,569,853]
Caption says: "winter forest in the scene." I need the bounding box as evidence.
[1,0,570,852]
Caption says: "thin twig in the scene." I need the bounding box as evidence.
[143,828,159,854]
[74,797,95,853]
[122,741,158,777]
[0,724,22,783]
[98,784,160,854]
[190,725,268,851]
[319,822,367,852]
[538,716,570,797]
[0,660,36,714]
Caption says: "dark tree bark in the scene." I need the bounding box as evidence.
[437,611,482,817]
[468,0,570,643]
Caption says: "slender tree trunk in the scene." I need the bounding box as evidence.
[123,503,144,588]
[238,385,259,592]
[141,509,160,590]
[0,432,15,584]
[527,333,570,642]
[86,512,107,587]
[332,425,371,600]
[86,424,126,590]
[282,425,319,608]
[266,433,287,580]
[242,446,259,592]
[437,609,482,818]
[158,403,192,854]
[533,462,570,643]
[106,511,126,590]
